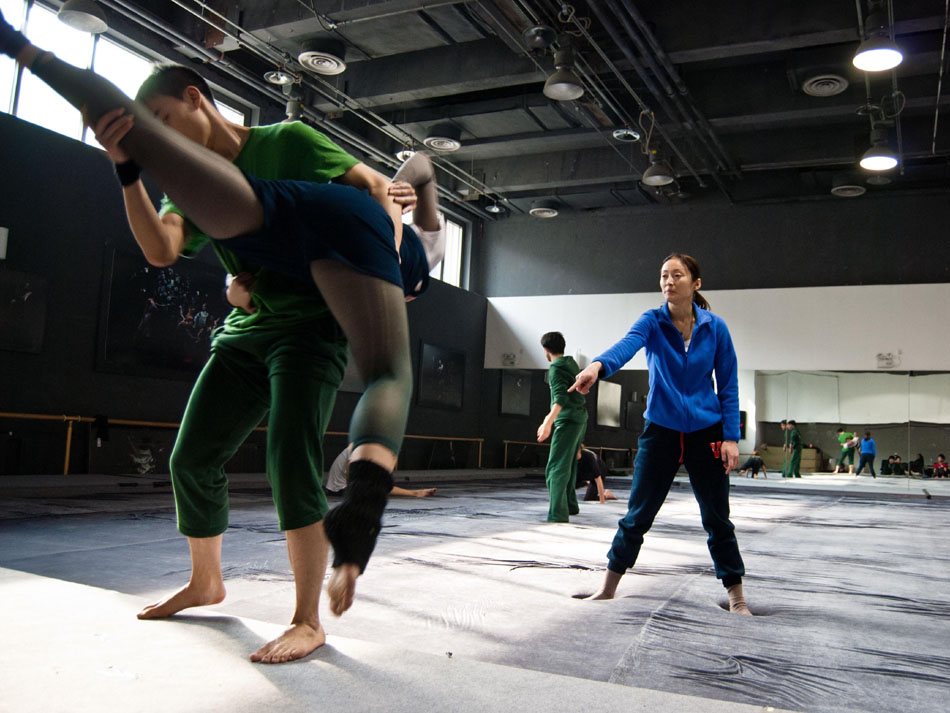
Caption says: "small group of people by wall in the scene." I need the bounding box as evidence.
[889,452,948,477]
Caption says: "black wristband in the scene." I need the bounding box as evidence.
[114,159,142,187]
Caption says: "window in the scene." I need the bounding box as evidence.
[0,0,25,114]
[401,212,465,288]
[2,1,249,142]
[15,2,91,140]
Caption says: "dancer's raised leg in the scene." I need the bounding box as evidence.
[0,19,260,239]
[309,259,411,615]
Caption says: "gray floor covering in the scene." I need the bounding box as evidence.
[1,473,949,713]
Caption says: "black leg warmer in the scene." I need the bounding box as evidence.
[323,460,393,574]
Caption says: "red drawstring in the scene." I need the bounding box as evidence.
[679,431,685,464]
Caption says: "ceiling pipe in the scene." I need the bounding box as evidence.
[619,0,740,177]
[586,0,733,201]
[599,0,734,187]
[152,0,508,217]
[101,0,500,219]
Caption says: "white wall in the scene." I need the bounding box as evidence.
[485,283,950,371]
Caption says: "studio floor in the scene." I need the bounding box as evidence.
[1,471,948,713]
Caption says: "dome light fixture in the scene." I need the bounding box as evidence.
[641,152,675,187]
[522,24,557,50]
[485,201,503,214]
[395,147,416,162]
[543,49,584,102]
[859,127,899,171]
[298,38,347,75]
[423,122,462,152]
[529,199,560,218]
[852,5,903,72]
[58,0,108,33]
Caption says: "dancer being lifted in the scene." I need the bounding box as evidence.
[1,12,445,659]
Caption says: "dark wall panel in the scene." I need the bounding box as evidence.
[472,197,950,297]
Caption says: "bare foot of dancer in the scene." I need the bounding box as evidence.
[327,563,360,616]
[391,485,437,498]
[584,568,623,600]
[138,535,226,618]
[250,621,326,663]
[137,579,226,619]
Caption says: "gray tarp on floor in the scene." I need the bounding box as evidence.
[1,476,948,712]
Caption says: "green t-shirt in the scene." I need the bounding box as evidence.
[838,432,854,451]
[548,356,587,423]
[158,121,360,335]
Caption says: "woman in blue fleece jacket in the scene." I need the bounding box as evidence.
[570,254,751,615]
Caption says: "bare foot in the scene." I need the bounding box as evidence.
[726,583,753,616]
[584,590,615,600]
[137,580,226,619]
[327,563,360,616]
[250,622,326,664]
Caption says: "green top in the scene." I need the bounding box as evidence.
[838,432,855,451]
[790,427,803,450]
[548,356,586,423]
[159,122,360,335]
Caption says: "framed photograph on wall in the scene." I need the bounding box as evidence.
[417,342,465,410]
[500,369,532,416]
[96,247,231,380]
[0,269,47,354]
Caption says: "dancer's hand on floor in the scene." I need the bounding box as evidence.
[87,107,133,164]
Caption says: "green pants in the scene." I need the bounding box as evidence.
[169,328,345,538]
[836,448,855,467]
[789,447,802,477]
[545,417,587,522]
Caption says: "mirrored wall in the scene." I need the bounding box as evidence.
[753,371,950,488]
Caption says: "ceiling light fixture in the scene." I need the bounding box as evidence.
[543,49,585,102]
[423,123,462,152]
[641,151,675,186]
[859,127,899,171]
[58,0,108,33]
[485,202,503,214]
[612,127,642,142]
[529,199,560,218]
[395,147,416,161]
[298,38,347,75]
[853,3,903,71]
[264,69,295,86]
[522,24,557,50]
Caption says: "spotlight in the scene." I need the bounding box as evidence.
[529,199,560,218]
[543,49,584,102]
[58,0,108,33]
[298,38,347,75]
[395,148,416,162]
[853,7,903,71]
[423,123,462,152]
[641,153,675,186]
[612,127,641,143]
[859,127,898,171]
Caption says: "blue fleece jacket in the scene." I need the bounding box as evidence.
[594,303,741,441]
